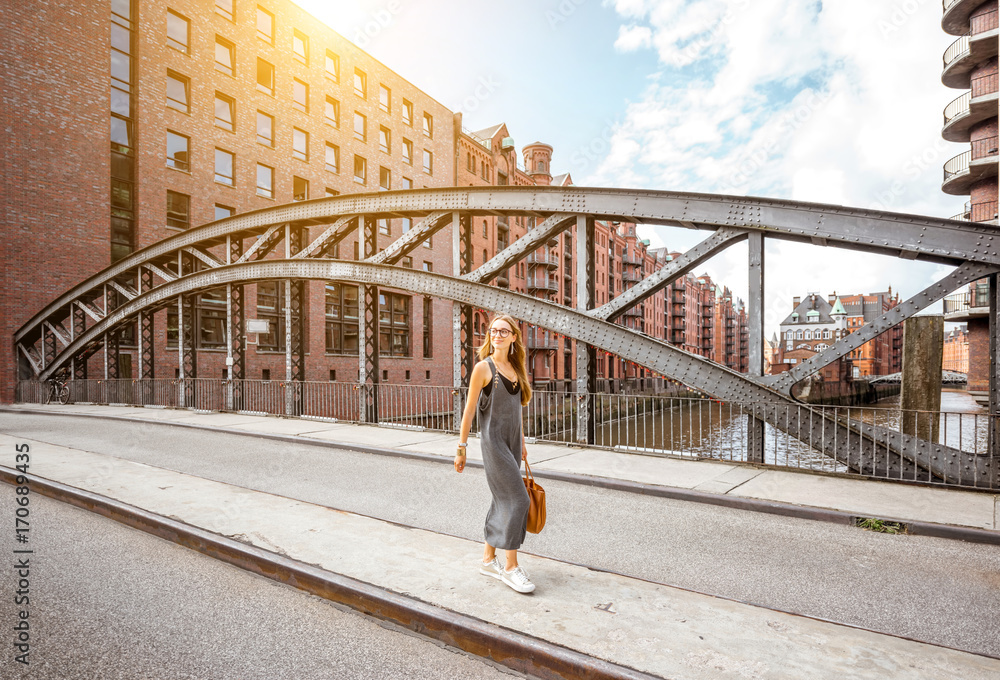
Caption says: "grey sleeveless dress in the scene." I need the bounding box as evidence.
[478,358,530,550]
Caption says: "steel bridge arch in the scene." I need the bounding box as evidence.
[13,187,1000,488]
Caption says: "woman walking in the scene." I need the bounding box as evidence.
[454,314,535,594]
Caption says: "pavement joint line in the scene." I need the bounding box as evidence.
[0,465,665,680]
[4,406,1000,547]
[720,471,764,495]
[4,462,999,667]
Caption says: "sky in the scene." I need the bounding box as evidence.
[296,0,966,337]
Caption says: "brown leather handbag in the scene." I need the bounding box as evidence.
[523,459,546,534]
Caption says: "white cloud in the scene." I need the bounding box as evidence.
[591,0,963,335]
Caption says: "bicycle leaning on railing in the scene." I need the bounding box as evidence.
[44,371,70,405]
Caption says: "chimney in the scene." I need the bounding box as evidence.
[828,293,836,304]
[793,296,801,308]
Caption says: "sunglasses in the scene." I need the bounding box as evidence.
[488,328,512,338]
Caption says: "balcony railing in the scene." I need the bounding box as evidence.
[944,150,970,182]
[622,270,642,283]
[971,134,999,160]
[972,200,999,222]
[527,276,558,291]
[971,71,998,98]
[944,288,990,314]
[972,9,998,35]
[526,253,558,268]
[949,201,970,220]
[944,91,970,125]
[943,34,970,68]
[621,254,644,266]
[526,336,559,351]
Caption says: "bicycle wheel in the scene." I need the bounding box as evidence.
[58,385,70,405]
[44,384,54,405]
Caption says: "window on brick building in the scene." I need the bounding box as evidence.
[166,191,190,229]
[379,293,410,357]
[293,176,308,201]
[325,96,339,128]
[353,111,366,141]
[423,297,432,358]
[402,138,412,165]
[215,36,235,76]
[401,176,412,189]
[214,204,234,220]
[166,71,189,113]
[256,163,274,198]
[325,188,339,198]
[215,0,233,21]
[256,111,274,146]
[379,166,391,191]
[422,261,432,272]
[293,79,308,112]
[379,84,391,113]
[256,6,273,43]
[378,218,389,235]
[402,99,413,126]
[422,112,433,138]
[166,130,189,171]
[215,92,235,131]
[293,29,308,63]
[354,68,367,98]
[402,218,411,232]
[401,255,412,267]
[293,127,308,161]
[379,126,390,154]
[256,282,291,351]
[256,58,274,95]
[325,50,339,81]
[422,149,433,175]
[166,10,189,53]
[325,283,360,354]
[353,155,367,184]
[215,148,234,185]
[325,143,339,173]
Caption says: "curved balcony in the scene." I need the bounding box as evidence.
[621,254,644,266]
[944,0,990,35]
[526,252,558,269]
[942,12,998,88]
[942,145,999,195]
[526,336,559,351]
[942,81,998,142]
[622,270,642,283]
[943,289,989,321]
[526,276,558,292]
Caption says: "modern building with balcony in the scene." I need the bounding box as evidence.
[941,0,998,404]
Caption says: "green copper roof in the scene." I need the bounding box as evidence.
[830,298,847,315]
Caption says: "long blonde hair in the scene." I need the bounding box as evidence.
[478,314,532,405]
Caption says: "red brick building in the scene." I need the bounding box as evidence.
[941,0,998,404]
[943,324,970,373]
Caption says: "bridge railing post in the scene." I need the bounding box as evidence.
[747,232,766,463]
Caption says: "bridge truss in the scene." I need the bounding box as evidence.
[14,187,1000,488]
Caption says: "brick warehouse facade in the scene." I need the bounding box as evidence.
[1,0,752,401]
[940,0,998,404]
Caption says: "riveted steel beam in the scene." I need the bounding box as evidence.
[17,344,41,376]
[19,187,999,348]
[144,262,177,284]
[595,227,747,322]
[44,321,70,348]
[763,262,1000,394]
[108,280,137,302]
[184,246,223,269]
[466,214,576,284]
[236,223,285,264]
[76,300,104,323]
[747,232,766,463]
[369,211,450,266]
[40,261,996,487]
[294,216,357,259]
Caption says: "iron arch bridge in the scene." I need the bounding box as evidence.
[14,187,1000,488]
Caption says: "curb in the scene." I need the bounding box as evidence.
[4,406,999,547]
[0,466,664,680]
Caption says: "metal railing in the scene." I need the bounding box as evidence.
[943,34,969,68]
[15,381,999,489]
[971,134,999,160]
[526,276,558,291]
[971,200,998,222]
[971,71,998,98]
[943,150,970,182]
[944,91,970,125]
[943,288,990,314]
[971,8,998,34]
[526,253,558,267]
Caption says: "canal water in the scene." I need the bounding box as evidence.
[588,389,987,470]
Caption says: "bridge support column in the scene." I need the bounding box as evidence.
[139,268,154,380]
[575,215,596,444]
[73,304,87,380]
[746,232,766,463]
[179,252,197,407]
[452,211,472,429]
[360,216,379,424]
[227,236,245,411]
[285,226,305,416]
[900,316,943,442]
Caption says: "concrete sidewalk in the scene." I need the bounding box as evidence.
[2,431,999,679]
[4,403,999,539]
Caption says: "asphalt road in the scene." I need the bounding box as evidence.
[3,412,1000,660]
[0,483,526,680]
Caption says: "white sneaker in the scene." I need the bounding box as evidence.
[479,556,504,580]
[500,566,535,593]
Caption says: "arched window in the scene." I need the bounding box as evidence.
[482,248,488,265]
[796,330,803,339]
[804,330,811,340]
